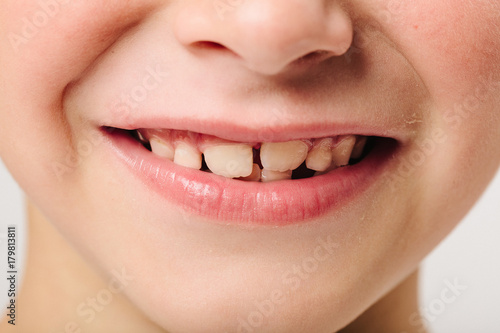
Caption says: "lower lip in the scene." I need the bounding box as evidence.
[103,129,397,226]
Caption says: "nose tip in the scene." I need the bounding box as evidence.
[174,1,354,76]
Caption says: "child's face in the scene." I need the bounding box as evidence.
[1,0,499,331]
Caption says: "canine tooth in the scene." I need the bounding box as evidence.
[350,136,368,159]
[306,138,334,172]
[261,169,292,182]
[260,141,309,172]
[331,135,356,167]
[203,144,253,178]
[174,142,202,169]
[240,164,262,181]
[150,137,175,160]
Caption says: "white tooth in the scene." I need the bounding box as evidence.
[350,136,368,159]
[306,138,334,172]
[150,137,175,161]
[203,144,253,178]
[240,164,262,181]
[260,141,309,172]
[261,169,292,183]
[313,163,338,177]
[174,142,202,169]
[331,135,356,167]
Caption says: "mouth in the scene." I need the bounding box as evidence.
[102,125,399,225]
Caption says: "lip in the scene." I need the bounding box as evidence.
[102,127,398,225]
[104,116,409,144]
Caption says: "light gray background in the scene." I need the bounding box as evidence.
[1,158,499,332]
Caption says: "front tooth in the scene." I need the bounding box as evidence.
[174,142,202,169]
[150,137,175,161]
[350,136,368,159]
[260,141,309,172]
[203,144,253,178]
[306,138,334,172]
[261,169,292,182]
[331,135,356,167]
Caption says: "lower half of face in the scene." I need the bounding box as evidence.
[0,0,499,332]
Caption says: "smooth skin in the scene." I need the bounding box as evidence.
[1,1,499,332]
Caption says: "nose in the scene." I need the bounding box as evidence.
[174,0,353,76]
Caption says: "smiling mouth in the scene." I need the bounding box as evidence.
[118,128,375,182]
[103,125,398,225]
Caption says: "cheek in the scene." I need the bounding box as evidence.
[372,0,500,250]
[1,0,159,96]
[413,1,500,161]
[0,0,160,190]
[386,0,500,100]
[396,0,500,164]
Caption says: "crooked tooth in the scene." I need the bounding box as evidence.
[174,142,202,169]
[331,135,356,167]
[306,138,334,172]
[350,136,368,159]
[261,169,292,183]
[150,137,175,161]
[203,144,253,178]
[260,141,309,172]
[240,164,262,181]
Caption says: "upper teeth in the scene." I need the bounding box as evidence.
[351,136,367,160]
[149,137,175,160]
[140,130,368,182]
[173,141,202,170]
[260,140,309,172]
[203,144,254,178]
[306,138,334,172]
[331,135,356,167]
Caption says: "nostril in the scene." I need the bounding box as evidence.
[193,41,228,50]
[294,50,334,66]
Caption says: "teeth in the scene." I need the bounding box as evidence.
[260,141,309,172]
[140,128,370,181]
[174,142,202,170]
[350,136,368,159]
[240,164,262,181]
[137,130,148,143]
[203,144,253,178]
[150,137,175,161]
[261,169,293,183]
[306,138,334,172]
[331,135,356,167]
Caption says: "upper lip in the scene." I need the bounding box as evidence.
[102,116,408,143]
[74,64,422,145]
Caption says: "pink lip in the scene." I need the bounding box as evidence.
[102,128,398,225]
[105,116,408,144]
